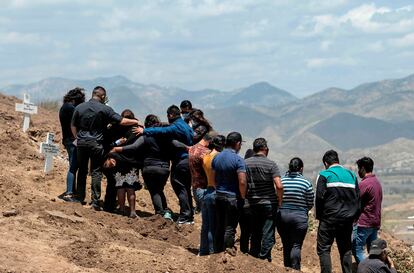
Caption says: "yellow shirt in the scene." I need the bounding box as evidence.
[202,150,219,188]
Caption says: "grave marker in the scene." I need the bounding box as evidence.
[40,133,59,173]
[15,93,38,132]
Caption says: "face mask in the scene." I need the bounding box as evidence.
[181,112,190,120]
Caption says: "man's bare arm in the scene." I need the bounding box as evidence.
[238,172,247,199]
[119,118,139,126]
[273,176,283,207]
[71,125,77,139]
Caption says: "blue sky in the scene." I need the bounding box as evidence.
[1,0,414,97]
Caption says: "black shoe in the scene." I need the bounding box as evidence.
[63,195,80,203]
[91,203,102,211]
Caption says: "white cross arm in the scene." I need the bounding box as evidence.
[15,103,38,115]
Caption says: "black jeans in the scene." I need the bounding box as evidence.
[170,158,193,221]
[143,165,170,215]
[249,203,277,260]
[239,204,253,253]
[214,192,240,253]
[317,220,353,273]
[277,208,308,270]
[76,142,105,205]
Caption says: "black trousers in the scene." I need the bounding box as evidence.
[102,169,117,211]
[76,142,104,205]
[317,220,353,273]
[143,165,170,215]
[239,204,253,253]
[277,208,308,270]
[214,192,239,252]
[170,158,193,221]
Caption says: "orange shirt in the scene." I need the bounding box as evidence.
[202,150,219,188]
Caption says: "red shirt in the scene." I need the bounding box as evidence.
[357,174,383,228]
[189,143,211,189]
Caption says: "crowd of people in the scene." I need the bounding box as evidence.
[59,86,397,273]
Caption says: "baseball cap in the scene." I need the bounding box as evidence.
[369,239,387,255]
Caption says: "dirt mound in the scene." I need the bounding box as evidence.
[0,93,413,273]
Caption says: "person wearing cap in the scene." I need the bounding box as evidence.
[353,157,383,264]
[212,132,247,254]
[357,239,397,273]
[245,138,283,262]
[315,150,360,273]
[199,134,225,255]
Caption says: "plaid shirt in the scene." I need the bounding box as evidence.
[189,143,211,189]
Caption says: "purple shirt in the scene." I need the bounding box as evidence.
[357,174,383,228]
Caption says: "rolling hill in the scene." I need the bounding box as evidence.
[2,73,414,151]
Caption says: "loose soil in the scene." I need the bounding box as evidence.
[0,93,412,273]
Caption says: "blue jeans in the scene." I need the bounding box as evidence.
[193,187,206,211]
[64,140,77,195]
[214,192,239,252]
[249,203,277,260]
[199,188,216,255]
[352,225,378,263]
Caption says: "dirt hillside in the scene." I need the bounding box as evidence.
[0,93,412,273]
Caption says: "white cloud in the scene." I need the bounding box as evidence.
[296,3,414,36]
[241,19,269,38]
[0,31,44,45]
[320,40,333,51]
[95,28,161,43]
[367,41,385,52]
[306,57,357,68]
[392,33,414,48]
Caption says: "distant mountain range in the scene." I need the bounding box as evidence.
[2,74,414,156]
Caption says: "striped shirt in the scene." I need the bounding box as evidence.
[280,172,314,212]
[246,154,280,205]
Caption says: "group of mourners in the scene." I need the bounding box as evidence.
[59,86,397,273]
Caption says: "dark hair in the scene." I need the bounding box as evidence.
[121,109,135,119]
[63,87,85,105]
[92,86,106,96]
[289,157,304,173]
[212,135,226,152]
[322,150,339,165]
[190,109,212,131]
[145,114,161,128]
[180,100,192,110]
[226,132,242,148]
[356,157,374,173]
[167,105,181,119]
[203,130,216,141]
[244,149,255,159]
[253,138,268,153]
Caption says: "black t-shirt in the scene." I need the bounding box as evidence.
[59,102,75,143]
[71,98,122,145]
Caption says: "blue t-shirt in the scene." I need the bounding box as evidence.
[212,148,246,196]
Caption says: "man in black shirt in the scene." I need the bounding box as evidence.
[71,86,139,209]
[59,87,85,201]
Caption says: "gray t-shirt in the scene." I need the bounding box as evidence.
[245,154,280,205]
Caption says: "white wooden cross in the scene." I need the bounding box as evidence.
[15,93,38,132]
[40,133,59,173]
